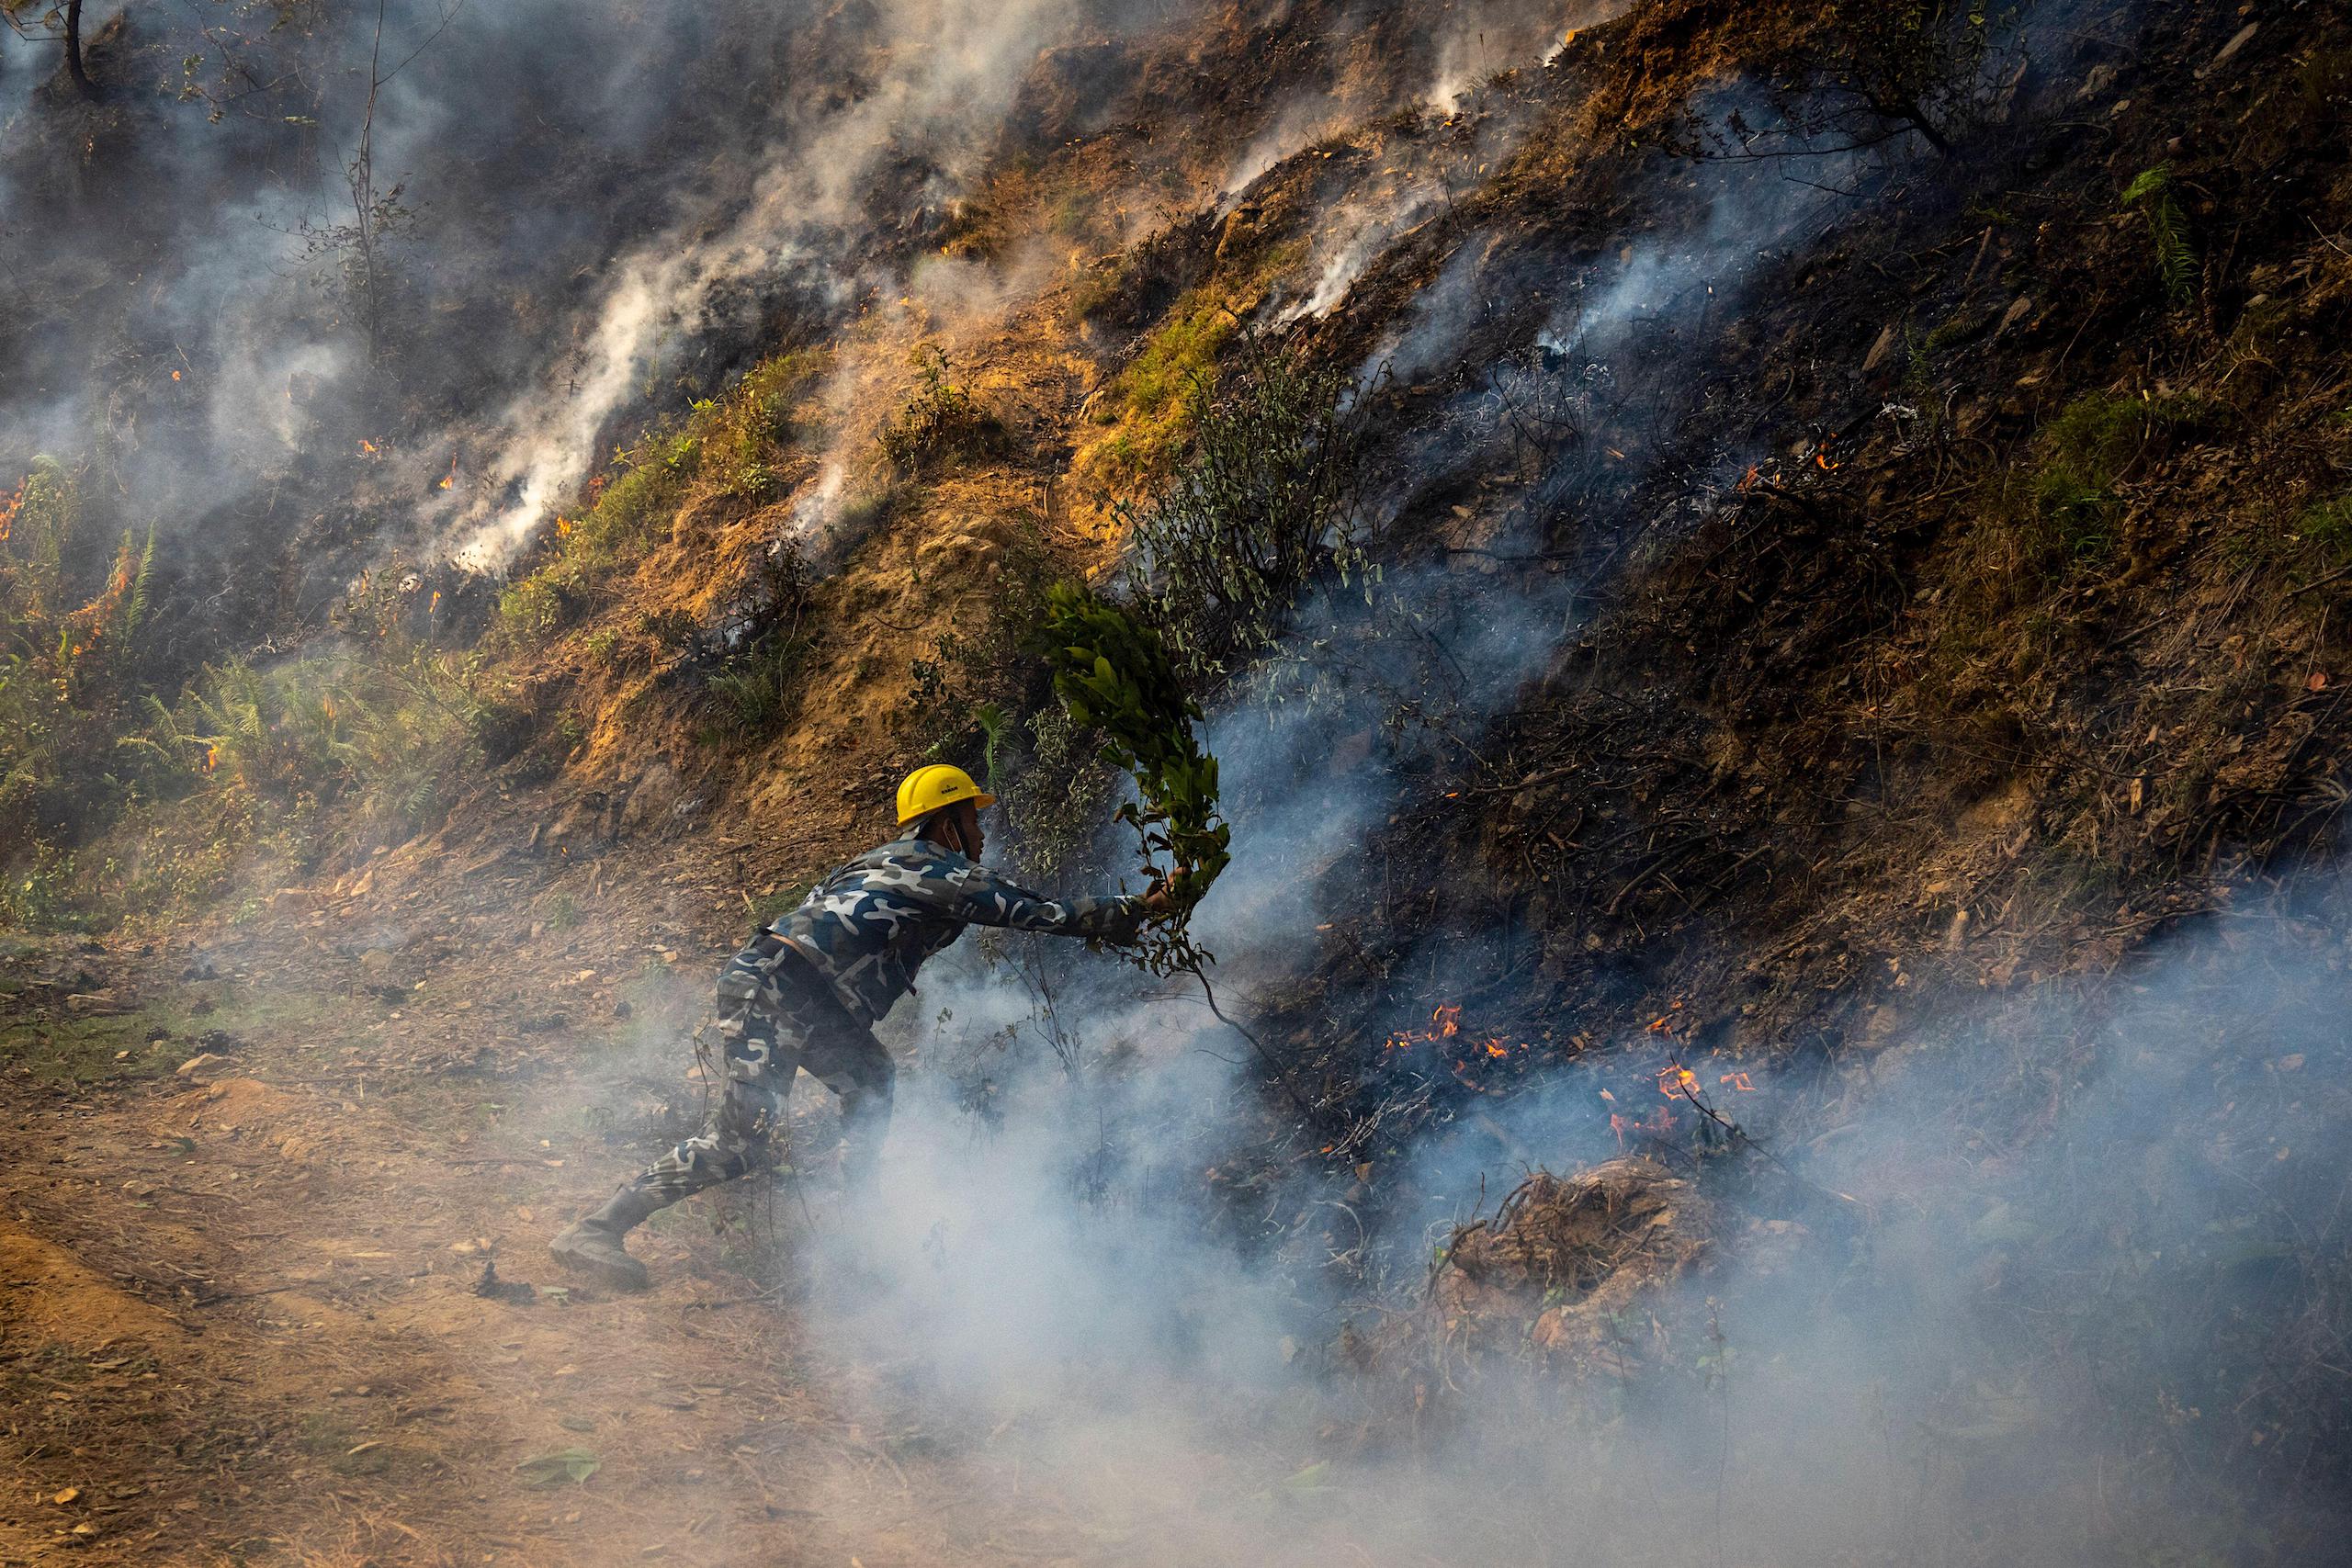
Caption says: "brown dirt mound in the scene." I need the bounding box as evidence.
[1434,1156,1713,1366]
[174,1075,299,1132]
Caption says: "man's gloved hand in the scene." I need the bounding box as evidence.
[1095,871,1185,946]
[1144,859,1205,912]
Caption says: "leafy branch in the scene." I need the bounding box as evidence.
[1035,582,1230,977]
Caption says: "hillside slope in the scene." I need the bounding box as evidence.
[6,0,2352,1563]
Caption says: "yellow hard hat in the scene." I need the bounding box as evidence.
[897,762,996,825]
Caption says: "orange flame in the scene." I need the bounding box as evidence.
[204,744,220,773]
[1384,1003,1543,1076]
[1387,1005,1465,1051]
[171,369,182,382]
[438,458,458,491]
[1611,1104,1677,1150]
[428,590,442,615]
[1721,1071,1756,1092]
[0,479,24,545]
[360,440,379,456]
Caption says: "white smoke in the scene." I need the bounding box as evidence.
[1275,184,1444,324]
[1219,99,1352,205]
[443,0,1138,570]
[449,248,710,570]
[1424,0,1632,109]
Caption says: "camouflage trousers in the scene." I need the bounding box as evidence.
[628,935,895,1206]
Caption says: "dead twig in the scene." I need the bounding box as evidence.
[189,1283,304,1307]
[1664,1055,1864,1211]
[2291,560,2352,597]
[1184,962,1330,1133]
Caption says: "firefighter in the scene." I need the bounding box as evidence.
[550,763,1162,1289]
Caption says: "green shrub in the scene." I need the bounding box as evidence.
[2030,391,2204,562]
[702,349,824,501]
[1070,261,1129,323]
[703,633,809,743]
[993,702,1106,886]
[2300,495,2352,562]
[1121,348,1371,684]
[0,844,96,931]
[878,345,1007,476]
[497,573,573,644]
[697,545,816,747]
[1086,289,1241,488]
[0,459,161,859]
[532,348,824,597]
[127,642,494,844]
[1925,309,1989,354]
[1681,0,2010,158]
[565,430,696,567]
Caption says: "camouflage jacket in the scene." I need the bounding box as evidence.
[764,829,1143,1025]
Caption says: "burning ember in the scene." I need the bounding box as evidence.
[1606,1063,1710,1149]
[1383,1004,1464,1051]
[1382,1003,1551,1087]
[1610,1102,1678,1149]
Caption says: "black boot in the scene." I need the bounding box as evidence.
[549,1184,665,1290]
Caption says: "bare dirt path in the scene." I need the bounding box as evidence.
[0,942,1091,1568]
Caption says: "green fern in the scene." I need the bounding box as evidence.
[2121,166,2198,308]
[122,525,156,639]
[2119,164,2170,206]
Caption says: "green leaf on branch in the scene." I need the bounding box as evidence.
[1035,582,1230,976]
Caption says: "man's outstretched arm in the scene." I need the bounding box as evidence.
[925,861,1145,942]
